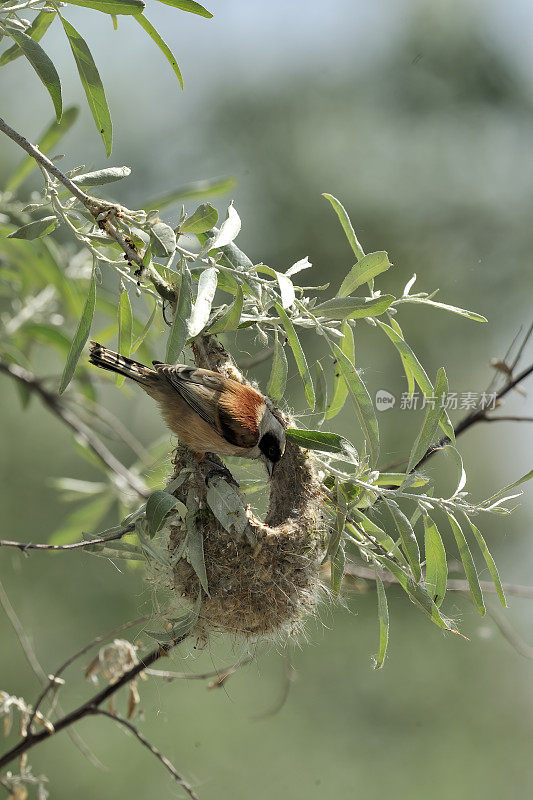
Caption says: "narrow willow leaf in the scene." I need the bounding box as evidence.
[385,498,421,582]
[145,490,179,537]
[423,515,447,607]
[186,516,209,594]
[285,429,358,464]
[150,221,176,257]
[322,193,365,260]
[447,512,485,615]
[206,284,243,334]
[6,106,79,192]
[337,252,391,297]
[48,495,111,545]
[180,203,218,234]
[286,256,312,277]
[277,272,295,309]
[134,13,183,89]
[377,320,454,442]
[331,544,345,596]
[444,444,466,498]
[63,0,145,13]
[399,296,487,322]
[154,0,212,16]
[348,511,409,568]
[10,31,62,121]
[325,484,346,562]
[374,472,429,488]
[8,217,56,240]
[329,341,379,465]
[464,516,506,608]
[0,11,55,68]
[266,330,288,401]
[313,361,327,424]
[72,166,130,186]
[188,267,218,337]
[326,321,353,420]
[166,267,191,363]
[145,178,236,210]
[206,478,249,537]
[374,572,389,669]
[204,203,241,251]
[116,287,132,386]
[481,468,533,506]
[376,555,454,631]
[131,301,157,354]
[59,273,96,394]
[407,367,448,472]
[314,294,394,321]
[60,16,112,156]
[276,304,315,408]
[387,315,415,396]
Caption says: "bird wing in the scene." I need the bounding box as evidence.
[154,364,261,449]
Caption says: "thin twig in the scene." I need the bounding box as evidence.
[0,523,135,552]
[485,603,533,660]
[483,415,533,423]
[0,360,148,498]
[146,656,252,684]
[0,116,175,304]
[95,709,198,800]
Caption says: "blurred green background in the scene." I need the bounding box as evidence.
[1,0,533,797]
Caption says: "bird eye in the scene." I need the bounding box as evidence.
[269,447,278,461]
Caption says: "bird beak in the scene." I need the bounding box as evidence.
[265,460,274,478]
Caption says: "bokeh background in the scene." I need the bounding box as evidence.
[1,0,533,797]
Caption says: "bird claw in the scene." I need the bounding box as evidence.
[203,459,240,488]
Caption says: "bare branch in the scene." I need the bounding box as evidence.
[146,656,253,684]
[0,360,149,499]
[483,415,533,423]
[0,523,135,553]
[95,709,199,800]
[0,116,176,304]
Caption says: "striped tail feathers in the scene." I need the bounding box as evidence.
[88,341,155,384]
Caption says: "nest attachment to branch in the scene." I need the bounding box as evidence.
[163,337,327,641]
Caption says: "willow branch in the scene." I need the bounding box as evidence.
[0,360,148,498]
[95,709,198,800]
[0,116,175,304]
[0,523,135,552]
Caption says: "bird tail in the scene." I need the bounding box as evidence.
[88,341,155,384]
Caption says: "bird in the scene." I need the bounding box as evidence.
[88,342,286,477]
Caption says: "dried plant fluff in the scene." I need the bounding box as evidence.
[161,336,327,641]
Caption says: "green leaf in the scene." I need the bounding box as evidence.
[63,0,145,14]
[7,216,56,240]
[145,177,236,210]
[9,31,62,122]
[186,515,209,594]
[337,252,391,297]
[204,203,241,251]
[206,284,243,334]
[131,301,157,354]
[188,267,218,337]
[0,11,55,68]
[482,468,533,507]
[285,429,358,464]
[266,330,288,401]
[444,444,466,498]
[116,286,132,386]
[314,294,394,321]
[423,515,447,607]
[374,572,389,669]
[387,316,415,396]
[166,267,192,363]
[145,490,179,537]
[447,512,485,615]
[206,477,250,537]
[376,555,454,631]
[313,361,328,423]
[385,498,421,582]
[407,367,448,472]
[398,296,487,323]
[134,13,183,89]
[150,221,176,257]
[376,320,454,442]
[6,106,79,192]
[326,321,354,420]
[59,273,96,394]
[329,341,379,466]
[331,544,345,596]
[153,0,212,17]
[322,193,365,260]
[60,16,112,156]
[181,203,218,234]
[464,516,506,608]
[72,166,130,186]
[276,304,315,408]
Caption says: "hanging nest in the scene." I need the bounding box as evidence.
[162,336,328,641]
